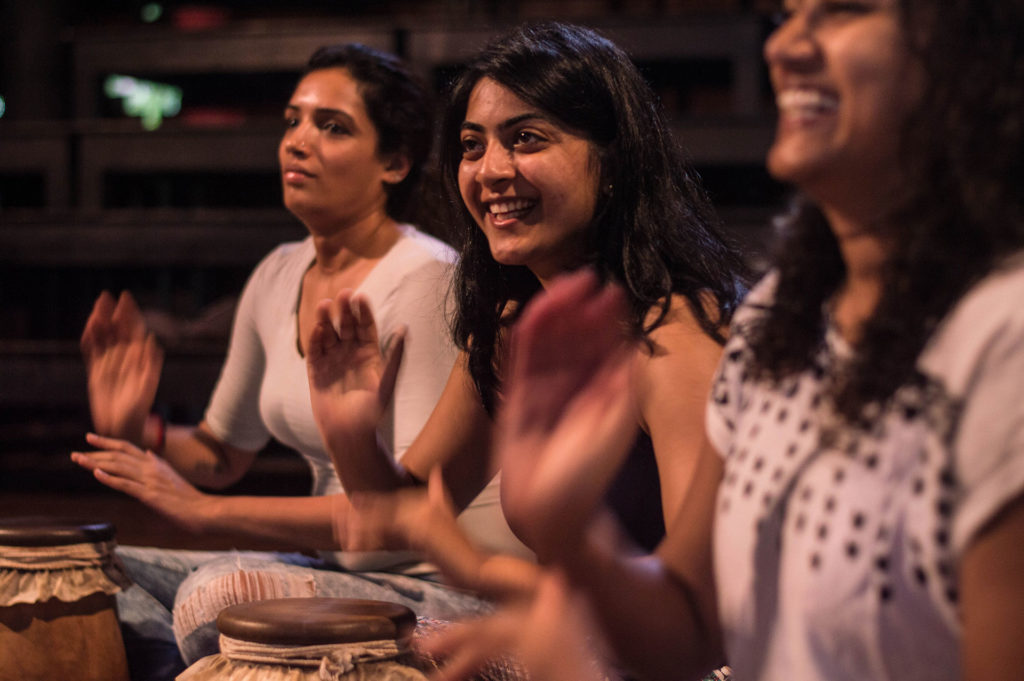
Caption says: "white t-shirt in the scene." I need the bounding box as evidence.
[204,225,529,570]
[706,255,1024,681]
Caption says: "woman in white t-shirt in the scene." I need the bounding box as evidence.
[426,2,1024,681]
[72,44,520,680]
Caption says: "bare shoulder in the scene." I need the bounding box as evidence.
[633,294,726,420]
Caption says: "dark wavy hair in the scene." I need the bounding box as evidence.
[439,22,750,413]
[304,44,433,222]
[747,0,1024,423]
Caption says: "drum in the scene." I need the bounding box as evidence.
[178,597,431,680]
[0,517,131,681]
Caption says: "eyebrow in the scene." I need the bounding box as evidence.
[284,105,357,126]
[460,112,550,133]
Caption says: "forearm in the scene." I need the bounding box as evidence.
[194,493,340,550]
[324,427,408,493]
[152,422,255,490]
[558,522,724,681]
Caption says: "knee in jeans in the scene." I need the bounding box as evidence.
[172,556,317,648]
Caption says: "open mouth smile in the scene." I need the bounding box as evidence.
[487,198,537,223]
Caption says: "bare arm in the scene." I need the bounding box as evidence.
[559,442,725,681]
[634,294,726,530]
[493,271,725,680]
[960,492,1024,680]
[73,433,340,549]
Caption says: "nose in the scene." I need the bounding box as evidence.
[764,9,819,70]
[283,122,312,158]
[476,142,515,186]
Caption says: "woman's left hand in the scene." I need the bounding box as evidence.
[71,433,211,532]
[307,290,405,444]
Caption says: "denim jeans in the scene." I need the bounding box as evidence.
[114,546,491,680]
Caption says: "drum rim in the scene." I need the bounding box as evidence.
[216,597,417,646]
[0,517,116,546]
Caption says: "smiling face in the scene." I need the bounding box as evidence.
[765,0,924,213]
[457,78,601,284]
[279,67,406,231]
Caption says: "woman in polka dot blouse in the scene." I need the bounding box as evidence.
[429,2,1024,681]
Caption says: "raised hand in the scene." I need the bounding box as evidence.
[80,291,163,444]
[497,270,640,562]
[306,289,405,472]
[71,433,210,533]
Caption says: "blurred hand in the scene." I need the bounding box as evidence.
[420,568,616,681]
[307,289,405,456]
[80,291,163,444]
[497,270,639,562]
[71,433,210,533]
[341,467,456,553]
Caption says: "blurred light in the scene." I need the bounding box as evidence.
[0,95,6,119]
[103,74,182,130]
[141,3,164,23]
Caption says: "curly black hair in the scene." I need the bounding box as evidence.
[438,22,751,414]
[747,0,1024,423]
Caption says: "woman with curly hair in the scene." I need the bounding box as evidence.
[440,1,1024,680]
[307,21,748,598]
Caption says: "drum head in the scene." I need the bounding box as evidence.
[0,517,115,547]
[216,598,417,646]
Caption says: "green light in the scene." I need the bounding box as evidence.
[0,95,6,119]
[104,74,182,130]
[141,3,163,23]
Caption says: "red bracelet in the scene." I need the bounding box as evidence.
[147,413,166,455]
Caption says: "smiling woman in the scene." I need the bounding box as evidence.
[304,25,750,658]
[456,78,601,284]
[73,43,518,681]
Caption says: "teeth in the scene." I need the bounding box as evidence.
[777,89,838,113]
[488,199,535,216]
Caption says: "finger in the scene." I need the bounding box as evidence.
[142,332,166,380]
[85,432,146,456]
[72,453,144,481]
[112,290,146,342]
[93,467,145,497]
[307,303,336,366]
[378,326,406,407]
[331,289,356,339]
[81,290,117,356]
[423,615,519,681]
[350,295,380,345]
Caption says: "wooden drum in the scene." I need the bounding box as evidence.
[178,597,430,681]
[0,517,131,681]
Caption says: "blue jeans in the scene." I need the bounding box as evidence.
[115,546,491,680]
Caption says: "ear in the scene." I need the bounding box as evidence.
[381,153,411,186]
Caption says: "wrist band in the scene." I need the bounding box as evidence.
[148,413,166,455]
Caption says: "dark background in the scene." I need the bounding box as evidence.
[0,0,787,549]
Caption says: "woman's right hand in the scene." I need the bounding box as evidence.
[80,291,163,445]
[497,270,640,563]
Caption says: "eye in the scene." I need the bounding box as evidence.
[512,129,547,150]
[321,120,350,136]
[460,136,484,160]
[283,116,298,130]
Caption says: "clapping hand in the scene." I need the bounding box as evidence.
[306,289,405,481]
[497,270,639,562]
[80,291,163,444]
[71,433,209,532]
